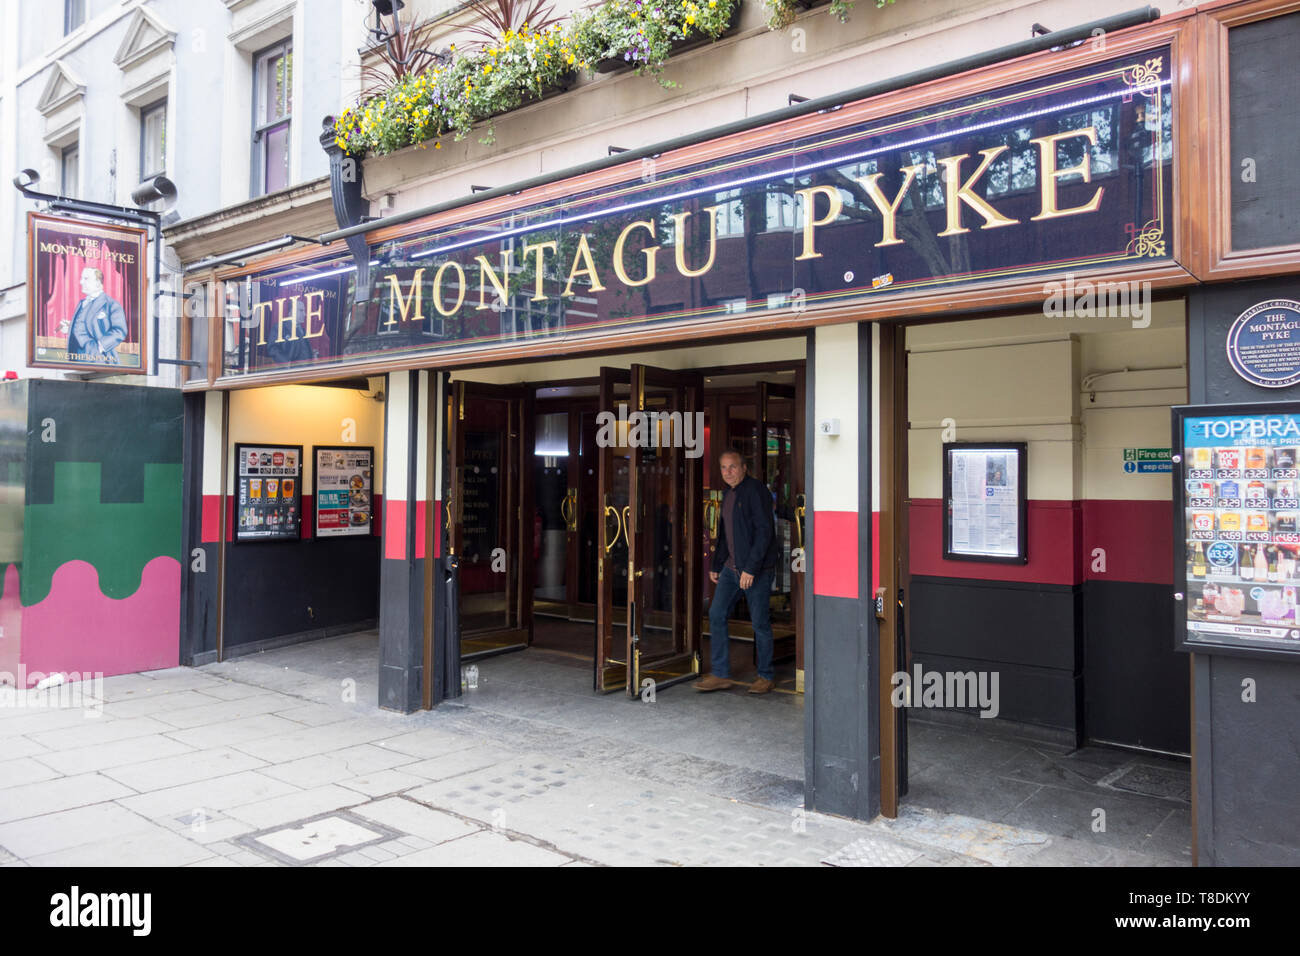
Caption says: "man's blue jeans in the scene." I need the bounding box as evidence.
[708,565,775,680]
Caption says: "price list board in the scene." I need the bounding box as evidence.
[313,445,374,537]
[1175,404,1300,658]
[235,443,303,543]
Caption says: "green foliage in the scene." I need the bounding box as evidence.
[335,0,742,155]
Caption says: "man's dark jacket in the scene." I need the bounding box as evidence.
[712,474,780,575]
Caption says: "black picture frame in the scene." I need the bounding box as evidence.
[1172,402,1300,663]
[941,441,1029,565]
[312,444,375,538]
[233,442,303,543]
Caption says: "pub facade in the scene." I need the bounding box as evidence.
[169,0,1300,864]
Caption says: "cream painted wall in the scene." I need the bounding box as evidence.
[814,323,858,513]
[226,379,386,494]
[907,302,1187,501]
[451,336,805,385]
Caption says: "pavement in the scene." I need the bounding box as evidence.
[0,631,1193,866]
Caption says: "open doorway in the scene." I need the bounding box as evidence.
[878,307,1193,862]
[443,355,806,700]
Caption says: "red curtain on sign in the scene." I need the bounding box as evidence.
[39,235,138,343]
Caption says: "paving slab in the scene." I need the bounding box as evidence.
[24,825,218,866]
[349,796,478,843]
[0,772,136,824]
[99,747,268,792]
[163,713,308,749]
[0,757,62,789]
[0,801,157,857]
[150,694,312,730]
[221,785,368,830]
[33,734,194,775]
[376,830,571,867]
[115,769,301,820]
[337,769,428,798]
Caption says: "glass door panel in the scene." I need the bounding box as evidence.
[625,364,703,695]
[450,381,532,658]
[595,368,632,692]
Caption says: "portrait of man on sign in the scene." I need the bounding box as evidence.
[63,266,127,364]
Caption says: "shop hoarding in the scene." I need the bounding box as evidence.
[235,443,303,542]
[222,46,1175,378]
[27,213,149,374]
[942,442,1028,564]
[313,445,373,537]
[1175,403,1300,660]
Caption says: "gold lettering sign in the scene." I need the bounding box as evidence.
[1030,126,1105,221]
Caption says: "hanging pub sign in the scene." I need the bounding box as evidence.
[313,445,373,537]
[1174,403,1300,660]
[235,443,303,542]
[224,46,1175,377]
[1225,300,1300,389]
[26,212,148,374]
[942,443,1028,564]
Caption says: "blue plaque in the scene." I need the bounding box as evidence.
[1226,299,1300,388]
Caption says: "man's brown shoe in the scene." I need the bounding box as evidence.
[693,674,732,692]
[748,677,775,695]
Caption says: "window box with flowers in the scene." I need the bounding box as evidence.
[763,0,894,32]
[578,0,744,79]
[334,0,750,158]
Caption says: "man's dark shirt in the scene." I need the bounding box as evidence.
[712,473,780,575]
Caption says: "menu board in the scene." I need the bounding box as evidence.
[942,443,1028,564]
[314,445,374,537]
[235,443,302,542]
[1177,404,1300,656]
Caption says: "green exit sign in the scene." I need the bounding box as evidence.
[1123,447,1171,462]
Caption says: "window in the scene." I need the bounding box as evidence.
[714,188,744,236]
[252,41,292,196]
[60,144,78,198]
[140,101,166,181]
[64,0,85,35]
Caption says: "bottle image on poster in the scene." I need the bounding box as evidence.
[313,446,373,537]
[234,443,302,542]
[1181,410,1300,650]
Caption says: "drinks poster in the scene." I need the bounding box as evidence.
[26,212,148,373]
[1180,407,1300,652]
[314,446,373,537]
[943,443,1028,563]
[235,443,302,542]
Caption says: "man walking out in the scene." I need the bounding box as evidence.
[695,449,781,694]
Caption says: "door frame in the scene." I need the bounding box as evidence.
[448,379,535,659]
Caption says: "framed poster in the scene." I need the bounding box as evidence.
[942,442,1028,564]
[26,212,148,374]
[313,445,374,537]
[234,443,303,542]
[1174,403,1300,660]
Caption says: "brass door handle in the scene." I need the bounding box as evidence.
[561,489,577,532]
[603,503,624,553]
[795,493,806,548]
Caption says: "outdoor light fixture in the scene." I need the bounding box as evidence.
[367,0,448,67]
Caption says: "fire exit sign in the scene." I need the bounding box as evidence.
[1123,447,1172,474]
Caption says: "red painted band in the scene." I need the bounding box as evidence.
[813,510,859,599]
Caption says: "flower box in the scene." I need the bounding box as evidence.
[595,1,743,74]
